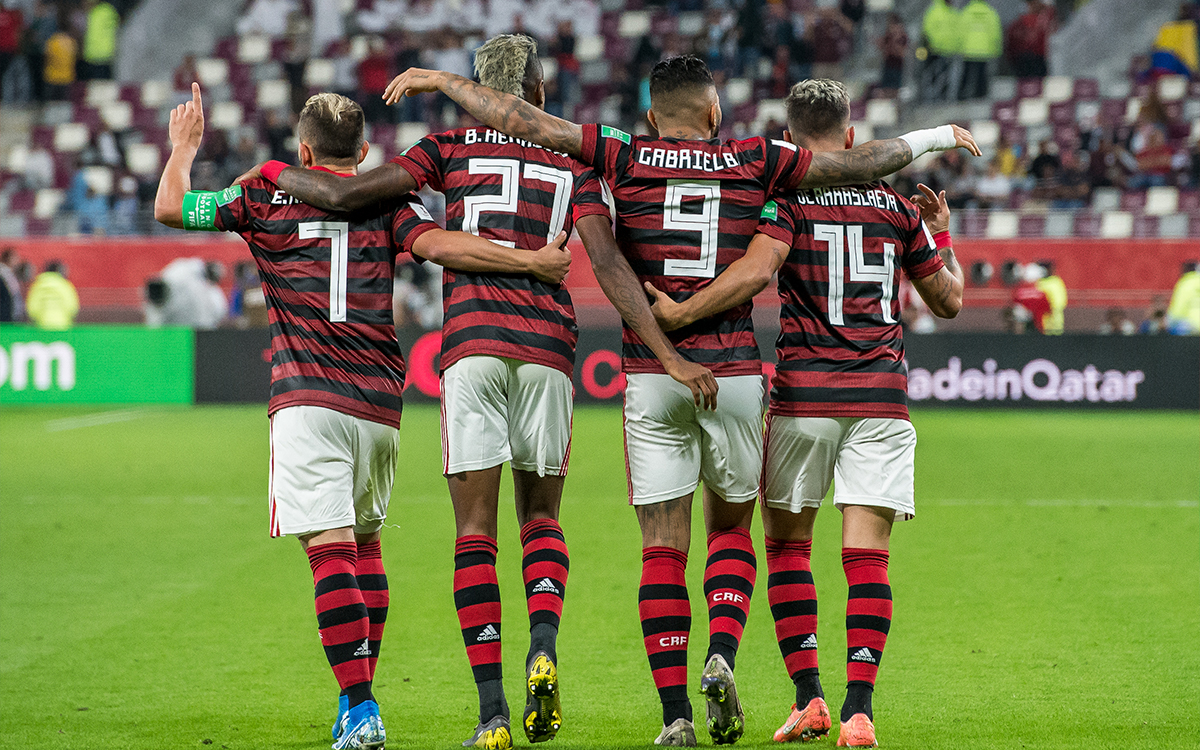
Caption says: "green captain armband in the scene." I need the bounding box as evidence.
[181,185,242,231]
[760,201,778,221]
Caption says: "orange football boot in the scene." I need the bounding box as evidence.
[835,713,877,748]
[773,697,832,742]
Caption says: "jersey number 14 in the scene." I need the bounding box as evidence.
[815,223,896,326]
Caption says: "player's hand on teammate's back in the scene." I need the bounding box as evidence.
[383,68,446,105]
[664,357,719,411]
[168,82,204,153]
[949,125,982,157]
[911,183,951,234]
[644,282,688,332]
[528,231,572,285]
[233,162,266,186]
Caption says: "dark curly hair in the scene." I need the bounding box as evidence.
[648,55,714,101]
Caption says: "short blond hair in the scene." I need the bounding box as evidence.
[785,79,850,140]
[474,34,541,98]
[297,92,364,161]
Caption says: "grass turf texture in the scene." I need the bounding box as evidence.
[1,406,1197,750]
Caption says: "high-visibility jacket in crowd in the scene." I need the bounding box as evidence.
[922,0,962,55]
[26,272,80,331]
[959,0,1002,60]
[1167,270,1200,334]
[83,1,120,65]
[1035,274,1067,335]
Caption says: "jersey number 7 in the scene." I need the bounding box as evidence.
[299,221,350,323]
[815,223,896,326]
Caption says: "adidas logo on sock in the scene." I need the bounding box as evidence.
[477,624,500,642]
[532,577,560,595]
[353,639,371,657]
[800,634,818,649]
[850,647,876,664]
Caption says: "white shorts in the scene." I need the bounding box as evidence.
[268,405,399,538]
[441,355,573,477]
[623,373,764,505]
[761,415,916,521]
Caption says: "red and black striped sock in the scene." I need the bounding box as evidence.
[306,541,373,708]
[766,536,823,707]
[355,540,388,681]
[639,546,692,725]
[520,518,569,665]
[842,547,892,722]
[703,527,756,671]
[454,535,507,722]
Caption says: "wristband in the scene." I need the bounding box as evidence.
[260,160,289,184]
[899,125,957,156]
[932,230,952,248]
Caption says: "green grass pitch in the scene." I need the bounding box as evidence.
[1,405,1197,749]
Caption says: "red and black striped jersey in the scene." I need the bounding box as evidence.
[206,171,439,428]
[756,182,945,420]
[393,128,611,377]
[579,124,814,376]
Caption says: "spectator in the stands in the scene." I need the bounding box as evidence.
[1100,307,1136,335]
[1167,261,1200,334]
[82,125,124,169]
[0,247,24,323]
[172,54,199,105]
[811,7,854,80]
[1139,296,1169,333]
[23,2,55,103]
[1006,0,1055,78]
[42,12,76,100]
[236,0,297,37]
[358,36,393,124]
[26,261,79,330]
[1086,134,1134,189]
[994,132,1023,177]
[876,12,909,95]
[1028,139,1060,181]
[1032,149,1089,209]
[921,0,960,102]
[80,0,119,80]
[1130,128,1175,188]
[68,167,111,235]
[974,159,1013,208]
[0,1,22,102]
[548,20,580,117]
[23,141,54,190]
[1036,261,1067,335]
[958,0,1002,100]
[111,172,140,235]
[262,109,294,162]
[929,150,978,208]
[358,0,404,33]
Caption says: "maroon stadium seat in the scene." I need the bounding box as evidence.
[1049,101,1073,125]
[1098,98,1126,125]
[8,191,35,211]
[1120,191,1147,212]
[31,126,54,150]
[1073,78,1100,100]
[1016,78,1042,99]
[1133,215,1159,237]
[1073,213,1101,237]
[1178,190,1200,213]
[992,100,1018,125]
[25,217,51,235]
[960,211,989,237]
[1018,214,1045,237]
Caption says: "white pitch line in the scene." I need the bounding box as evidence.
[45,409,147,432]
[930,498,1198,509]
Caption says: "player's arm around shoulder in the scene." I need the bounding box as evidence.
[798,125,981,189]
[907,184,964,319]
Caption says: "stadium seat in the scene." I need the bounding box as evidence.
[359,145,385,172]
[1124,98,1141,122]
[1190,119,1200,143]
[969,120,999,149]
[1100,77,1131,99]
[81,166,114,195]
[303,59,336,88]
[991,100,1018,125]
[985,211,1019,239]
[542,58,559,83]
[576,35,605,62]
[990,77,1017,101]
[197,58,230,87]
[1090,187,1121,212]
[1042,76,1072,103]
[1073,78,1100,100]
[257,80,290,110]
[581,60,611,84]
[1048,101,1073,125]
[8,190,35,212]
[100,101,133,131]
[5,144,27,174]
[54,122,90,152]
[1043,211,1075,238]
[141,80,171,109]
[85,80,120,107]
[725,78,753,106]
[618,11,650,37]
[1132,215,1159,237]
[960,211,989,237]
[349,35,370,60]
[1099,211,1133,238]
[866,0,894,10]
[1097,98,1125,125]
[757,98,788,125]
[1157,75,1187,101]
[1145,186,1179,216]
[395,123,430,152]
[126,143,163,176]
[238,34,271,64]
[851,122,874,143]
[1072,213,1101,237]
[0,213,25,236]
[1017,213,1046,237]
[1120,191,1146,213]
[1178,190,1200,214]
[678,12,704,36]
[33,188,65,219]
[1017,97,1048,126]
[1159,213,1190,238]
[208,101,244,130]
[1074,99,1100,124]
[1016,78,1042,99]
[865,99,897,126]
[650,13,678,36]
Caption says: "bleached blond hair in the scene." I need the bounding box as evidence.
[297,92,364,160]
[474,34,541,99]
[784,79,851,140]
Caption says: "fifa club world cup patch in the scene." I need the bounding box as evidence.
[601,125,632,144]
[181,186,242,231]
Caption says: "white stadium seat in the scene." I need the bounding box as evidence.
[1157,75,1187,101]
[618,11,650,38]
[575,35,604,62]
[866,0,894,10]
[1091,187,1121,213]
[1145,186,1179,216]
[85,80,119,107]
[100,101,132,131]
[1100,78,1131,99]
[141,79,171,108]
[1042,76,1072,103]
[6,144,28,173]
[541,58,559,83]
[350,35,370,61]
[304,59,336,88]
[1159,214,1190,238]
[34,189,65,219]
[969,120,1000,149]
[985,211,1019,239]
[82,166,114,195]
[1099,211,1133,238]
[359,145,385,172]
[396,123,430,152]
[54,122,90,152]
[865,99,897,126]
[126,143,162,176]
[1125,98,1141,123]
[257,79,291,110]
[725,78,752,106]
[850,122,874,143]
[1017,98,1048,126]
[238,34,271,64]
[678,12,704,36]
[196,58,229,87]
[990,77,1017,101]
[208,101,244,130]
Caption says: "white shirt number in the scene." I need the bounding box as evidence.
[299,221,351,322]
[815,223,896,326]
[662,179,721,279]
[463,158,573,247]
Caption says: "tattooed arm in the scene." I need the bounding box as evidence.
[909,184,964,318]
[275,162,418,213]
[575,214,718,410]
[796,125,980,188]
[383,69,584,158]
[644,232,789,331]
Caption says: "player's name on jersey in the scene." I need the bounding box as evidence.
[797,186,902,212]
[636,145,744,172]
[461,128,569,157]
